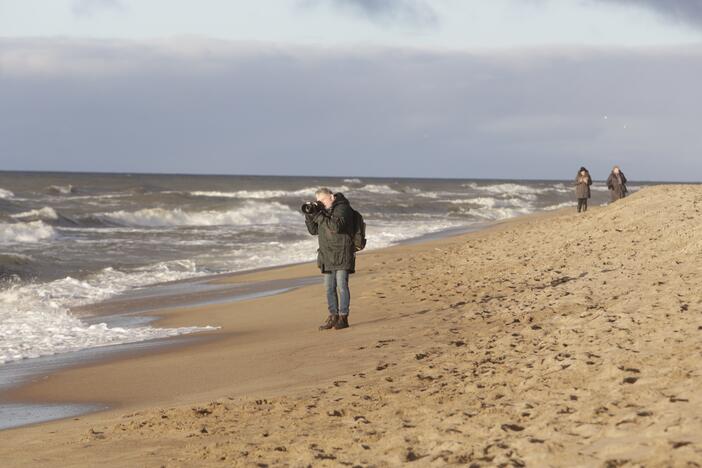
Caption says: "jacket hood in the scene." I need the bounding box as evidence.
[333,192,350,206]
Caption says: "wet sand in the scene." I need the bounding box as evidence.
[1,185,702,466]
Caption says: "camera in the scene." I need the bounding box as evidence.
[301,201,324,215]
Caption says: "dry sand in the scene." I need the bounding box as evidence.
[1,185,702,467]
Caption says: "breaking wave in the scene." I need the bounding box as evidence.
[10,207,59,222]
[544,202,576,211]
[96,201,299,227]
[47,184,76,195]
[0,259,215,364]
[189,188,314,199]
[353,184,399,195]
[0,221,57,244]
[189,186,353,199]
[464,182,570,196]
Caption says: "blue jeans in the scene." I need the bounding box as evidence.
[324,270,350,316]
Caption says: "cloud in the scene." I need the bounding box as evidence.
[72,0,126,17]
[300,0,439,28]
[595,0,702,28]
[1,39,701,180]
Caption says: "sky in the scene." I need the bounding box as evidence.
[1,0,701,180]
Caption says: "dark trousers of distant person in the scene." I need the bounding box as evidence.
[577,198,588,213]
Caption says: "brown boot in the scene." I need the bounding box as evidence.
[319,315,338,330]
[334,315,349,330]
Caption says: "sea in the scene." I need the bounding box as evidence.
[0,171,635,366]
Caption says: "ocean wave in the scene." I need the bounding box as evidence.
[190,189,312,199]
[64,193,130,201]
[365,218,470,248]
[0,253,35,279]
[189,186,352,200]
[96,201,299,227]
[343,178,362,184]
[0,221,56,244]
[0,253,34,266]
[0,259,215,364]
[10,207,59,222]
[449,196,533,210]
[0,188,14,199]
[469,205,534,221]
[354,184,399,195]
[550,183,571,193]
[590,184,639,193]
[544,202,576,211]
[464,182,568,197]
[47,184,76,195]
[446,195,535,220]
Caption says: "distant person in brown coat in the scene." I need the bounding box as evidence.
[606,165,628,202]
[574,166,592,213]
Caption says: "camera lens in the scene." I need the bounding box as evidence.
[301,202,316,214]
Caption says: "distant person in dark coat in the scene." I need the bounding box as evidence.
[606,165,628,202]
[574,166,592,213]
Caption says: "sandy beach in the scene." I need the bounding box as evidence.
[1,185,702,466]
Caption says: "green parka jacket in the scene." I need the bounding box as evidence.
[305,193,356,273]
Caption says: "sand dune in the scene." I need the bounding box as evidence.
[1,185,702,466]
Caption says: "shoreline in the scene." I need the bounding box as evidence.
[0,218,500,431]
[0,275,324,431]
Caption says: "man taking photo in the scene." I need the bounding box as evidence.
[304,187,356,330]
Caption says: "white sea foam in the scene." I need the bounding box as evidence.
[354,184,399,195]
[544,202,576,211]
[97,201,298,227]
[470,205,534,220]
[464,182,569,197]
[0,259,215,364]
[189,186,351,200]
[343,178,362,184]
[65,193,131,201]
[448,196,534,220]
[190,189,311,199]
[10,207,59,221]
[0,188,14,199]
[450,196,533,209]
[364,218,468,248]
[449,197,497,206]
[466,182,540,195]
[551,183,571,193]
[197,239,318,274]
[47,184,74,195]
[0,221,56,244]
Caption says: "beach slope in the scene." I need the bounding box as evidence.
[1,185,702,466]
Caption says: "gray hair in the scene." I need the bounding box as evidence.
[315,187,333,196]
